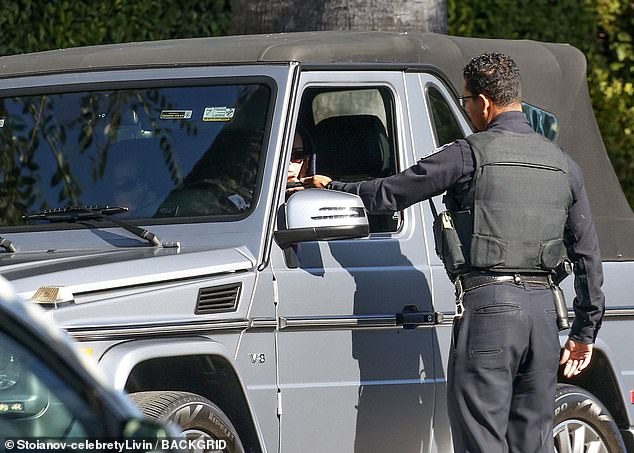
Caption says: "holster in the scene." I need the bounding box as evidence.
[550,260,573,331]
[433,211,466,275]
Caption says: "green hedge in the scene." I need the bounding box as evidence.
[0,0,231,56]
[449,0,634,208]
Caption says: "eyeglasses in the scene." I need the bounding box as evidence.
[458,95,479,108]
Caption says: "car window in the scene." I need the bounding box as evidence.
[299,87,400,233]
[426,85,465,146]
[426,86,559,146]
[0,329,101,438]
[0,82,272,226]
[522,102,558,142]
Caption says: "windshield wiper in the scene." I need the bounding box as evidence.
[23,205,128,222]
[23,205,162,247]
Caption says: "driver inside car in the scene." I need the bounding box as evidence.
[287,127,314,195]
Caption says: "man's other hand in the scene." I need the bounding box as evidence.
[560,339,593,377]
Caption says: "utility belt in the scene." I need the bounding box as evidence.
[428,202,572,331]
[458,271,550,292]
[453,268,571,331]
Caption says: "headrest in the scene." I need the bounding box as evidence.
[312,115,391,181]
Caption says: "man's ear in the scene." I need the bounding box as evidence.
[479,94,496,125]
[479,93,491,114]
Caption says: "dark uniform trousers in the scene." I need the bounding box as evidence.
[447,281,560,453]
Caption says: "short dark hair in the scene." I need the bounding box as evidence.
[463,53,521,106]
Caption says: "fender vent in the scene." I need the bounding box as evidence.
[195,283,241,314]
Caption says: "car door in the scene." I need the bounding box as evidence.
[270,70,444,453]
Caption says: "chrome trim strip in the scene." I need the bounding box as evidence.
[74,303,612,340]
[66,319,249,341]
[604,307,634,319]
[249,318,278,329]
[438,312,457,325]
[279,314,397,330]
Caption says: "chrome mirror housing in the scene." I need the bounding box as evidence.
[275,189,370,248]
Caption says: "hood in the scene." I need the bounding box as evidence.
[1,246,255,301]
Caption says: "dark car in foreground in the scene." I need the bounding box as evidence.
[0,276,174,450]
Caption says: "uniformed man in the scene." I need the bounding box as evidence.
[302,53,604,452]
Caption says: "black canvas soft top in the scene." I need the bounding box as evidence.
[0,31,631,260]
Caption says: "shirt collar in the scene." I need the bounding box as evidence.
[487,110,534,134]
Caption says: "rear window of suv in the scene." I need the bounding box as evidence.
[0,82,272,226]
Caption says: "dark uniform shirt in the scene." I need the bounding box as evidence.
[328,111,604,344]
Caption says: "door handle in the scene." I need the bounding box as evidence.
[397,304,444,330]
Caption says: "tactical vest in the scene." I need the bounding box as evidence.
[447,129,572,273]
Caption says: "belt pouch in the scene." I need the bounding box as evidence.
[433,211,466,274]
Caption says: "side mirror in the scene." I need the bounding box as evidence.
[274,189,370,248]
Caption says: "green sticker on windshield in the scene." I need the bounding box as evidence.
[202,106,235,122]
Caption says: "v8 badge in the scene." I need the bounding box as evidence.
[249,353,266,364]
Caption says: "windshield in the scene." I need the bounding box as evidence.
[0,82,272,226]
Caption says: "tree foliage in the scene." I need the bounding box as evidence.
[0,0,232,56]
[448,0,634,207]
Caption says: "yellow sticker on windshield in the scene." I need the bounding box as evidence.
[203,106,235,122]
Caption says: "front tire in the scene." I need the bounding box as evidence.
[554,384,626,453]
[129,391,245,453]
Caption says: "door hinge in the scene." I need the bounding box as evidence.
[272,274,279,306]
[277,390,283,417]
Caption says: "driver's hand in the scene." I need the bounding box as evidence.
[286,179,305,193]
[301,175,332,188]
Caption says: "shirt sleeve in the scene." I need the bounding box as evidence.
[327,141,470,213]
[564,155,605,343]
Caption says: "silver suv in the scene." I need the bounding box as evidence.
[0,31,632,452]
